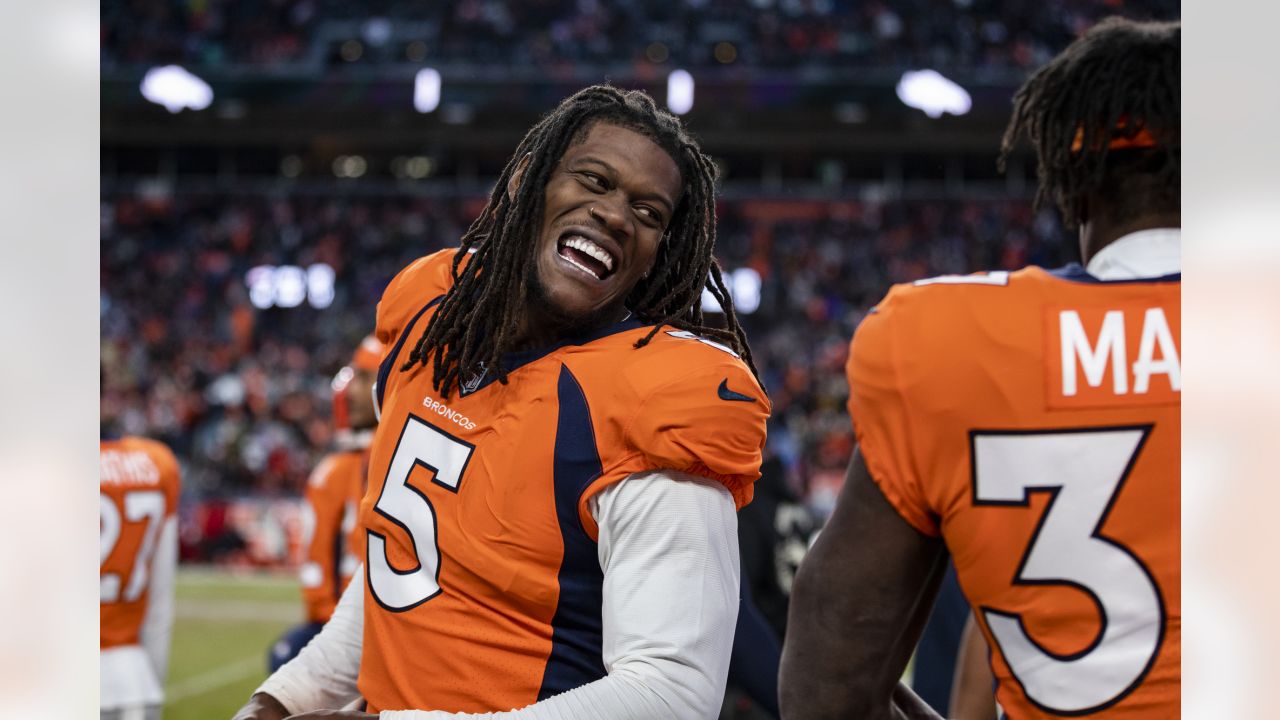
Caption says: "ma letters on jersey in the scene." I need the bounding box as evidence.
[1046,304,1181,410]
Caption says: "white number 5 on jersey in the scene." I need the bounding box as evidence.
[367,415,474,611]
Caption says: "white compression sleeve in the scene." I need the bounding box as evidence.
[138,515,178,685]
[381,469,741,720]
[256,567,365,713]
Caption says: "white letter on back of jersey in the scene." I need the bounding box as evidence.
[1059,308,1180,397]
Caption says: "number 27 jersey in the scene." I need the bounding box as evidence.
[847,265,1180,718]
[100,436,181,650]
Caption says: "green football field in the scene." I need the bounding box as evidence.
[162,566,890,719]
[162,566,778,720]
[165,566,302,720]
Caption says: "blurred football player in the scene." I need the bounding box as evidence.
[780,18,1180,720]
[101,431,181,719]
[268,336,383,673]
[949,614,999,720]
[234,85,770,720]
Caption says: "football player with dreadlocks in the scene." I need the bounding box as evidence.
[234,85,770,719]
[781,17,1180,720]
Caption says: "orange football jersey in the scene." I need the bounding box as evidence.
[847,265,1180,718]
[357,249,769,713]
[300,448,369,623]
[100,436,181,649]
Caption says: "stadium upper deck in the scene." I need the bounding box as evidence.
[103,0,1178,74]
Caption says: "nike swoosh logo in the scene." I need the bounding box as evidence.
[717,378,756,403]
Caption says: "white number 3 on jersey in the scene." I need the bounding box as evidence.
[972,427,1165,715]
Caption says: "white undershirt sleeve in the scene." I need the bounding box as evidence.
[255,567,365,713]
[138,515,178,684]
[381,469,741,720]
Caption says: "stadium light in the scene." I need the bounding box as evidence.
[332,155,367,178]
[363,17,392,47]
[244,264,336,309]
[140,65,213,113]
[415,68,442,113]
[246,265,275,310]
[405,156,433,179]
[667,69,694,115]
[895,69,971,119]
[274,266,308,308]
[732,268,762,314]
[280,155,303,178]
[700,268,761,315]
[307,264,336,309]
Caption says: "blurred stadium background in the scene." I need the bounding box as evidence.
[99,0,1178,717]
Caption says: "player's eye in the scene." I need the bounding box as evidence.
[635,205,664,226]
[578,172,608,191]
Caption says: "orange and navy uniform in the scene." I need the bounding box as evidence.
[100,436,181,650]
[358,249,770,714]
[298,337,382,624]
[300,449,368,623]
[847,264,1180,718]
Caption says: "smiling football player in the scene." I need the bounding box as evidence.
[234,85,771,720]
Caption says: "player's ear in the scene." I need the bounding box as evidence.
[507,153,533,202]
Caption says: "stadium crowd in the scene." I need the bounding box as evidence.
[102,0,1176,73]
[100,190,1070,527]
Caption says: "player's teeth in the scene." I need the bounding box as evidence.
[563,253,600,279]
[566,237,614,272]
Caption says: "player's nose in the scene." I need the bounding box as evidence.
[589,198,632,242]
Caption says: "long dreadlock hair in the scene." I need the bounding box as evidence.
[999,17,1180,229]
[402,85,758,398]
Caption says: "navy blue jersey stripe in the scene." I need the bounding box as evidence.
[375,295,444,411]
[330,507,344,603]
[537,365,607,699]
[464,316,646,395]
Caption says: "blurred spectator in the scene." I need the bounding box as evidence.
[100,191,464,502]
[101,0,1178,73]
